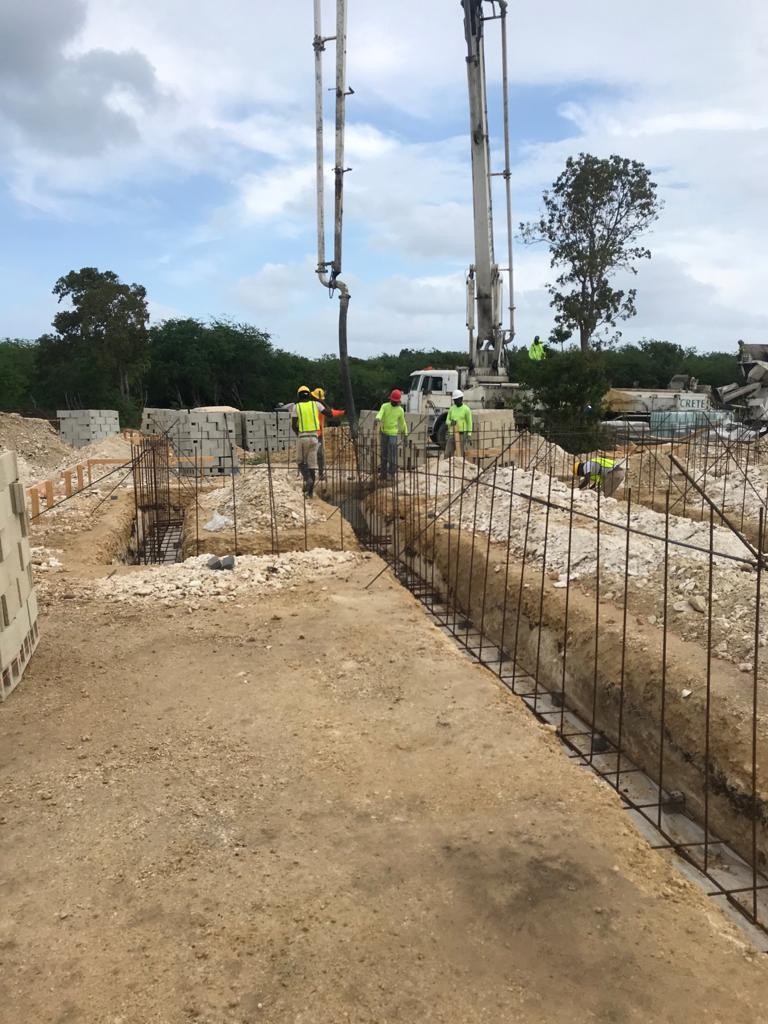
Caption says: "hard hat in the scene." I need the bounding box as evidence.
[389,389,402,402]
[297,385,311,394]
[452,389,464,400]
[311,387,325,400]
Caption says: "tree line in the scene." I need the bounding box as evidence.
[0,267,739,427]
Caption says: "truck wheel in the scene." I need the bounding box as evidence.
[431,411,448,448]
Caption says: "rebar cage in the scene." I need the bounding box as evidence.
[332,420,768,943]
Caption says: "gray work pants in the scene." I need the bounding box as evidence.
[379,434,399,477]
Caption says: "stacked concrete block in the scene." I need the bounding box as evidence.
[472,409,516,448]
[140,407,240,476]
[0,451,39,702]
[58,409,120,448]
[242,411,293,454]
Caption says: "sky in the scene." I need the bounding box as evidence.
[1,0,767,359]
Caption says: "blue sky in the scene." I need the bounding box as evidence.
[1,0,767,357]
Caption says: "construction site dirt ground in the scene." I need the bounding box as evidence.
[2,517,768,1022]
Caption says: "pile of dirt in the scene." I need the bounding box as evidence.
[626,441,768,523]
[505,433,574,476]
[59,434,132,468]
[197,467,329,531]
[0,412,74,485]
[83,549,363,606]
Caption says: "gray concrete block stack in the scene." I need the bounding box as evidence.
[242,411,293,454]
[57,409,120,448]
[0,451,39,701]
[141,407,241,475]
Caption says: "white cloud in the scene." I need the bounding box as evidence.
[2,0,768,357]
[233,260,317,315]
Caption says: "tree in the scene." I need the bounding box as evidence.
[520,154,662,352]
[36,268,149,418]
[0,339,36,411]
[517,349,609,452]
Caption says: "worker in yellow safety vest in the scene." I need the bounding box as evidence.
[528,335,546,361]
[375,389,408,480]
[445,389,473,457]
[290,385,327,497]
[574,455,626,499]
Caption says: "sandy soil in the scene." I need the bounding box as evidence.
[1,504,767,1021]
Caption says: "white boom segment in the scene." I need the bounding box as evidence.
[462,0,514,380]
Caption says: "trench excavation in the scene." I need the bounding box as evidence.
[26,416,768,941]
[321,424,768,945]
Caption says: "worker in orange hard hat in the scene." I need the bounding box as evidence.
[374,389,408,481]
[311,387,345,481]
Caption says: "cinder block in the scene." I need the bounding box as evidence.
[16,569,31,605]
[17,538,30,571]
[26,589,38,627]
[0,451,18,489]
[1,581,22,626]
[9,481,25,515]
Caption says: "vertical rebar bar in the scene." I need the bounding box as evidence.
[658,490,671,828]
[478,462,498,665]
[533,469,554,710]
[704,505,714,872]
[498,463,516,682]
[589,482,602,762]
[615,486,632,789]
[559,472,577,734]
[511,467,536,693]
[751,508,763,921]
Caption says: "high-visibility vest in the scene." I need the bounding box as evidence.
[296,400,320,433]
[529,341,545,361]
[586,455,616,486]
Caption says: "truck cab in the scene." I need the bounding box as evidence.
[405,369,460,414]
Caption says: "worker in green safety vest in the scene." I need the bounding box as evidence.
[574,455,626,499]
[375,389,408,480]
[528,335,546,361]
[445,389,473,457]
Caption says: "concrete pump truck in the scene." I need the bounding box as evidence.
[404,0,519,441]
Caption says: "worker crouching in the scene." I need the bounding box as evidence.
[375,389,408,480]
[445,389,473,457]
[574,455,626,499]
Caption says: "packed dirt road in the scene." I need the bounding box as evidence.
[1,553,766,1023]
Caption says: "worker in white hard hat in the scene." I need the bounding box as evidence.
[445,389,473,457]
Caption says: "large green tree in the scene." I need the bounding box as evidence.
[35,268,149,418]
[0,339,36,411]
[521,154,662,352]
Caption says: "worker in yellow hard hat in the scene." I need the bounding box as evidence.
[290,385,327,497]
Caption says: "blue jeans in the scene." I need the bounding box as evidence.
[379,434,399,477]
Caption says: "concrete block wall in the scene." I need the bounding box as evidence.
[58,409,120,448]
[242,411,292,454]
[358,408,515,446]
[0,451,39,701]
[141,407,241,475]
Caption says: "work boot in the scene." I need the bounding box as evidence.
[307,470,316,498]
